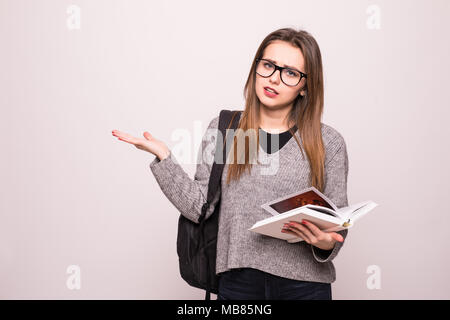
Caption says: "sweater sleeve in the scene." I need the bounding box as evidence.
[311,135,349,263]
[149,116,221,224]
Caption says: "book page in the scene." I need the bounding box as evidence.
[304,204,341,218]
[348,201,378,223]
[265,186,338,215]
[249,207,344,242]
[336,202,367,218]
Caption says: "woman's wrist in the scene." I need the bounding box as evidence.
[157,148,171,161]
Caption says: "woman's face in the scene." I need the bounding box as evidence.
[255,40,307,110]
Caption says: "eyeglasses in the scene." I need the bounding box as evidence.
[255,58,307,87]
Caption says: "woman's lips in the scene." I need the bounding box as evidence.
[264,87,278,98]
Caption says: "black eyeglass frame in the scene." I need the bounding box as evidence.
[255,58,307,87]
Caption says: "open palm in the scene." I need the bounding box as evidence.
[112,129,169,159]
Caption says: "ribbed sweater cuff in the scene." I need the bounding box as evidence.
[149,150,177,173]
[311,230,346,263]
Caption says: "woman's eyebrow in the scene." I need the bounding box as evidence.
[264,58,301,72]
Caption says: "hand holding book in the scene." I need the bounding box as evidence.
[281,219,344,251]
[248,186,378,244]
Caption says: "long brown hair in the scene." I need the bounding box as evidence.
[225,28,326,192]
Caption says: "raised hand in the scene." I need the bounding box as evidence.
[112,129,170,160]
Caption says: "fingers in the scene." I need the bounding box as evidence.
[112,130,138,144]
[300,220,322,238]
[302,219,344,243]
[287,220,345,245]
[143,132,152,140]
[281,227,308,243]
[282,223,310,243]
[287,221,316,243]
[112,130,133,140]
[330,232,344,243]
[112,130,155,146]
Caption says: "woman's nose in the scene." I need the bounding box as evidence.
[269,69,281,83]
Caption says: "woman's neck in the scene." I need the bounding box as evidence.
[259,104,295,133]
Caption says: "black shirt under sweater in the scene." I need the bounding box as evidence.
[259,125,298,154]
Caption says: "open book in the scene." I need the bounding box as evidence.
[248,186,378,243]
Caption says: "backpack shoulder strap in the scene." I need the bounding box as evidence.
[198,109,242,222]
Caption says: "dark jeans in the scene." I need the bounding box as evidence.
[217,267,332,300]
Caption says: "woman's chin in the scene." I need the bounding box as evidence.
[259,99,286,110]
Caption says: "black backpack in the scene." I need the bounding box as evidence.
[176,109,242,300]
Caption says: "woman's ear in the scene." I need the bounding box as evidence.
[299,84,307,97]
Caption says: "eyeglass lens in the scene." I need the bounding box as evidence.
[256,60,303,86]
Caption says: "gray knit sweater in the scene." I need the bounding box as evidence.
[149,112,349,283]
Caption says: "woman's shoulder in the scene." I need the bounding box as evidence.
[207,110,244,130]
[320,122,346,151]
[208,115,220,129]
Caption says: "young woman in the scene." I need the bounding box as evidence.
[112,28,349,300]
